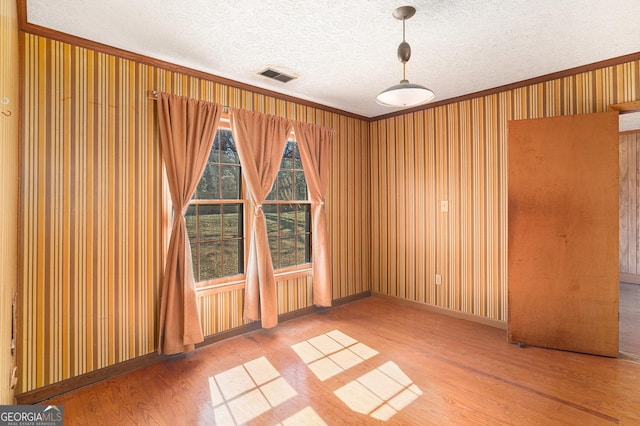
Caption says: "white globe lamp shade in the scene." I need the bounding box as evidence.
[376,81,435,107]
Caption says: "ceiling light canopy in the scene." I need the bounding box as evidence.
[376,6,435,108]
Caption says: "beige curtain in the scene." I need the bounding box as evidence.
[157,93,223,354]
[293,122,333,306]
[230,108,291,328]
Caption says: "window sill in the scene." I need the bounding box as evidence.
[196,265,313,297]
[196,275,246,297]
[275,264,313,281]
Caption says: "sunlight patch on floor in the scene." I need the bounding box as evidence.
[208,329,421,423]
[291,330,422,422]
[291,329,378,381]
[277,406,327,426]
[334,361,423,421]
[209,356,297,425]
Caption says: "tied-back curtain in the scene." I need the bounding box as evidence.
[229,108,291,328]
[157,93,223,354]
[293,122,333,306]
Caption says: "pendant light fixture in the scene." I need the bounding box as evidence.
[376,6,435,107]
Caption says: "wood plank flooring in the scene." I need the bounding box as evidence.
[44,296,640,425]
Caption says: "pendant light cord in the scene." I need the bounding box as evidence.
[402,18,407,81]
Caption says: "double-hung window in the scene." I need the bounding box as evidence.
[185,125,244,284]
[186,127,311,287]
[264,138,312,271]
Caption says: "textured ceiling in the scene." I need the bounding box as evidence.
[25,0,640,120]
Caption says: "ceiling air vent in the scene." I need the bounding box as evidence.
[258,67,297,83]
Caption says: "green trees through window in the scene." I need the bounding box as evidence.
[185,128,312,285]
[265,140,312,269]
[186,128,244,282]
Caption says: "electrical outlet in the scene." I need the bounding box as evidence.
[435,274,442,285]
[441,200,448,212]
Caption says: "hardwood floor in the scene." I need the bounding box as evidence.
[44,296,640,425]
[620,282,640,356]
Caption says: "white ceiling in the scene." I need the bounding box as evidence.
[25,0,640,119]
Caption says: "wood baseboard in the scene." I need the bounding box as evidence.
[15,352,170,405]
[16,291,372,404]
[332,290,372,307]
[620,272,640,285]
[372,292,507,330]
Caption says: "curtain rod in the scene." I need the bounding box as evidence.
[147,90,335,133]
[147,90,229,109]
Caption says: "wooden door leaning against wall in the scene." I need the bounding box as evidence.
[508,111,620,357]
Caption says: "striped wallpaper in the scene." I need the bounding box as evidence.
[1,0,19,405]
[18,29,640,394]
[370,61,640,322]
[620,131,640,277]
[20,35,166,390]
[19,33,371,393]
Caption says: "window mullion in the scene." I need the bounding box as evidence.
[276,204,281,269]
[194,204,199,282]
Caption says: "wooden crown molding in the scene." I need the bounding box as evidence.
[609,100,640,113]
[374,52,640,121]
[16,0,367,122]
[15,0,640,123]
